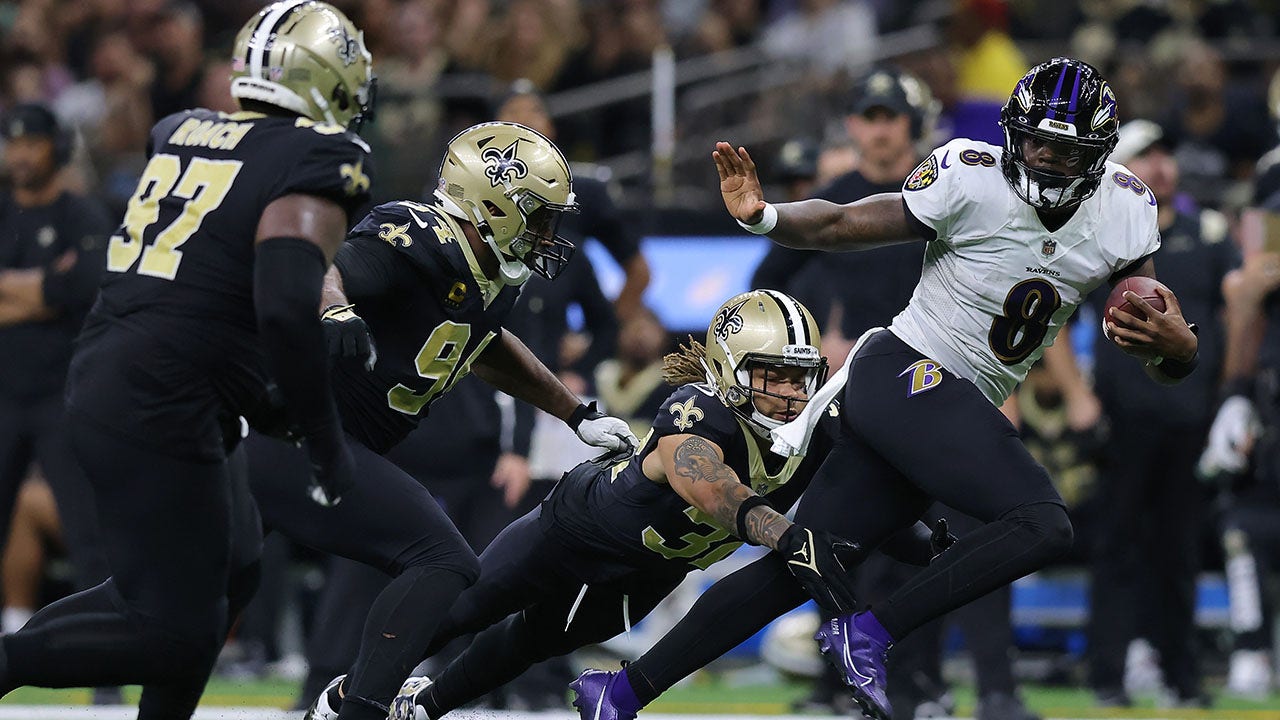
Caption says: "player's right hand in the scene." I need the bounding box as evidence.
[306,434,356,507]
[1198,395,1259,478]
[713,141,768,225]
[322,304,378,371]
[777,524,866,615]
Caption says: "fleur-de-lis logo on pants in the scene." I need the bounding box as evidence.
[670,397,705,432]
[482,140,529,187]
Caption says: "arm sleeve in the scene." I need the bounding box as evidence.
[332,235,415,305]
[254,237,343,446]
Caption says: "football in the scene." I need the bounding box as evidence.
[1104,276,1168,331]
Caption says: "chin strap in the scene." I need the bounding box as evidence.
[433,190,530,286]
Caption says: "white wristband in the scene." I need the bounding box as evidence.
[736,203,778,235]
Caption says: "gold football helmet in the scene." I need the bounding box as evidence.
[230,0,375,132]
[434,122,578,285]
[703,290,827,433]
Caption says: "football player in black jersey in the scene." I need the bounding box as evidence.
[235,120,635,720]
[386,290,946,720]
[0,3,375,718]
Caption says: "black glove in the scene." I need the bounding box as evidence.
[777,524,866,615]
[322,304,377,371]
[930,517,957,562]
[305,426,355,507]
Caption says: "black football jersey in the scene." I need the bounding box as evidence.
[88,108,372,411]
[66,109,372,460]
[333,200,522,454]
[543,383,838,571]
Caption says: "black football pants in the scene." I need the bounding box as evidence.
[0,415,262,720]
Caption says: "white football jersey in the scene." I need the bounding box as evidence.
[891,138,1161,405]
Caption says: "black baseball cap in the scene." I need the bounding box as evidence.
[776,138,819,181]
[851,69,913,117]
[1,103,60,142]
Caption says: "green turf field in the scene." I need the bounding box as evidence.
[5,676,1280,718]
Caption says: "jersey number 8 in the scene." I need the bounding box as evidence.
[988,278,1062,365]
[107,154,242,280]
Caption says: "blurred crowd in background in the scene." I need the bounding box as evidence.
[6,0,1280,718]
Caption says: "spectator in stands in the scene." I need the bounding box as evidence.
[595,306,672,441]
[496,80,650,321]
[140,1,206,121]
[1160,40,1272,210]
[1206,244,1280,699]
[772,137,821,203]
[761,0,878,76]
[0,102,114,701]
[1085,119,1234,709]
[936,0,1028,144]
[2,470,59,636]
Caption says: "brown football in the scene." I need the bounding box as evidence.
[1105,276,1168,325]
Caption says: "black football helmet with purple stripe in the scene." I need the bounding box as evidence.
[998,57,1119,211]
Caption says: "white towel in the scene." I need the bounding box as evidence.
[770,327,883,456]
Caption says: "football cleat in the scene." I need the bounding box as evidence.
[814,614,893,720]
[390,675,433,720]
[570,669,636,720]
[303,674,345,720]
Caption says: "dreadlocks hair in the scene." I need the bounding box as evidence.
[661,335,708,386]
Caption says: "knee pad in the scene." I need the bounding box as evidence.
[1003,502,1074,560]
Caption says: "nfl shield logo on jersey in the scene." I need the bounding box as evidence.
[1041,239,1057,257]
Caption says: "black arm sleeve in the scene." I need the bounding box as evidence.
[254,237,342,447]
[332,236,414,305]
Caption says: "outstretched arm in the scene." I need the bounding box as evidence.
[474,330,639,453]
[658,434,792,549]
[714,141,919,251]
[473,329,581,422]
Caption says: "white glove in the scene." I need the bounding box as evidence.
[1199,395,1260,477]
[569,401,638,457]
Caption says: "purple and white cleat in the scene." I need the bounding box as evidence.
[569,669,638,720]
[815,613,893,720]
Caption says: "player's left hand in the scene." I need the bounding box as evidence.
[1105,285,1197,364]
[569,401,639,456]
[322,304,378,371]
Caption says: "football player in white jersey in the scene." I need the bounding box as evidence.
[568,58,1200,720]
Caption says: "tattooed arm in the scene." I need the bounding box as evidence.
[656,434,793,550]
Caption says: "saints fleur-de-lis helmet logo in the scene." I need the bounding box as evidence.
[711,298,749,341]
[482,140,529,188]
